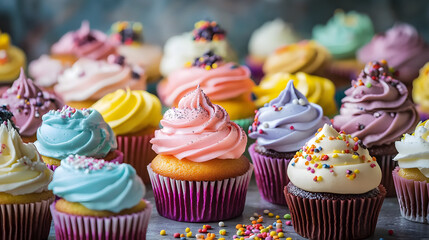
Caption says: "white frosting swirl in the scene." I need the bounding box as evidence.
[287,124,382,194]
[394,120,429,177]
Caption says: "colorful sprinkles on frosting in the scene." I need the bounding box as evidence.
[63,155,118,174]
[186,51,223,70]
[111,21,143,45]
[192,20,225,42]
[51,105,91,118]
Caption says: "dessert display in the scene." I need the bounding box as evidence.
[248,80,330,205]
[412,63,429,120]
[160,20,237,77]
[91,88,162,183]
[49,155,152,239]
[285,124,385,240]
[0,31,26,82]
[333,60,419,196]
[149,87,252,222]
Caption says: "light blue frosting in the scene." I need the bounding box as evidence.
[48,155,144,213]
[249,81,330,152]
[312,11,374,59]
[34,106,117,159]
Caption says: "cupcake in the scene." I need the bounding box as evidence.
[248,81,330,205]
[392,120,429,223]
[54,55,146,109]
[254,72,337,117]
[333,60,419,197]
[0,121,54,240]
[0,31,26,83]
[110,21,162,82]
[0,69,63,142]
[160,20,237,77]
[34,106,123,171]
[50,21,116,65]
[412,63,429,121]
[148,87,253,222]
[263,40,331,80]
[91,89,162,184]
[49,155,152,239]
[246,19,300,82]
[284,124,386,240]
[358,23,429,85]
[28,55,65,90]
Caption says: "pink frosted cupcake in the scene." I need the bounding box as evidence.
[149,87,253,222]
[49,155,152,239]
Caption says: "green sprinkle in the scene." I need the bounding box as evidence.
[366,82,372,88]
[284,214,291,220]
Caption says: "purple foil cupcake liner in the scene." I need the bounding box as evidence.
[248,143,291,205]
[1,197,54,240]
[147,163,253,222]
[51,200,152,240]
[393,167,429,224]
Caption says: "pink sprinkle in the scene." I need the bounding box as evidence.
[314,164,318,168]
[310,169,315,174]
[307,167,311,171]
[370,163,376,168]
[259,129,264,134]
[290,126,294,130]
[285,221,292,226]
[330,169,334,173]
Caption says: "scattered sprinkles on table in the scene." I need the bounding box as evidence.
[192,20,226,42]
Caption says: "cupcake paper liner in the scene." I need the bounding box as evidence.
[117,133,156,184]
[392,167,429,224]
[232,117,255,161]
[0,197,54,240]
[51,200,152,240]
[148,163,253,222]
[373,153,397,197]
[248,143,291,205]
[284,184,386,240]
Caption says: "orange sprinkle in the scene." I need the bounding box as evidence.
[353,137,359,142]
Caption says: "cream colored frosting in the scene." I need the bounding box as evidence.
[287,124,382,194]
[0,121,52,195]
[394,120,429,177]
[248,18,300,59]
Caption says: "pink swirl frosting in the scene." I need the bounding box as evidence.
[150,87,247,162]
[157,62,254,106]
[51,21,116,60]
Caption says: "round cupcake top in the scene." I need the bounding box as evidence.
[263,40,331,76]
[333,60,419,147]
[51,21,116,60]
[91,89,162,135]
[48,155,144,213]
[0,121,52,196]
[110,21,144,45]
[312,10,374,59]
[249,81,330,152]
[34,106,117,159]
[394,120,429,178]
[159,20,237,77]
[0,69,63,137]
[254,72,337,116]
[287,124,382,194]
[54,56,146,102]
[412,63,429,112]
[28,55,64,87]
[158,51,254,106]
[151,86,247,162]
[248,18,300,59]
[0,31,26,82]
[357,23,429,84]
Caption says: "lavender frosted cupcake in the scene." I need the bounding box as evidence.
[333,60,419,196]
[248,81,329,205]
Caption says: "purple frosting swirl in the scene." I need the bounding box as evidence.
[357,23,429,84]
[333,61,419,147]
[249,81,330,152]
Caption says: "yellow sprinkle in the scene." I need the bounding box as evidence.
[199,57,204,61]
[332,153,338,158]
[317,164,322,169]
[184,61,192,67]
[212,63,218,69]
[270,231,277,236]
[205,66,211,70]
[187,231,192,237]
[317,176,323,181]
[276,215,280,219]
[219,229,226,235]
[310,160,315,164]
[160,230,166,235]
[354,169,360,173]
[268,213,274,217]
[219,238,226,240]
[342,150,345,154]
[333,150,340,153]
[286,238,293,240]
[185,227,190,233]
[16,95,21,99]
[315,139,320,143]
[278,232,285,238]
[352,155,358,159]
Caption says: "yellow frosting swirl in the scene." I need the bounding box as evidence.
[0,46,26,82]
[413,63,429,112]
[0,121,52,195]
[254,72,337,116]
[91,89,162,135]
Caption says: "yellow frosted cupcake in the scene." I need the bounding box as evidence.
[0,121,54,239]
[91,89,162,183]
[413,63,429,121]
[0,32,26,83]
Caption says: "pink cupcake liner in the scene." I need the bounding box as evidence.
[249,143,291,205]
[0,197,54,240]
[284,185,386,240]
[374,154,397,197]
[147,163,253,222]
[45,150,124,172]
[117,133,155,184]
[392,167,429,223]
[51,200,152,240]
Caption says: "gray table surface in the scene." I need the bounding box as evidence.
[48,176,429,240]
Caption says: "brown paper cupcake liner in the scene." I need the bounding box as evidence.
[284,184,386,240]
[373,153,397,197]
[392,167,429,224]
[0,197,55,240]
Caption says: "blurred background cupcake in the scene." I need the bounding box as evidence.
[0,31,26,83]
[412,63,429,121]
[246,19,300,83]
[159,20,237,77]
[28,55,65,91]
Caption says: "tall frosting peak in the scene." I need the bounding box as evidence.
[12,68,43,98]
[270,80,308,106]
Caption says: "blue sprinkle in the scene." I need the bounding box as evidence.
[323,164,330,168]
[314,149,319,153]
[273,222,277,227]
[291,162,295,167]
[181,238,186,240]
